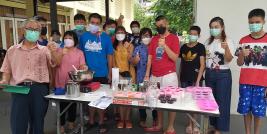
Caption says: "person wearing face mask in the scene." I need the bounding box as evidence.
[179,26,205,134]
[73,14,87,40]
[51,30,62,48]
[79,13,113,133]
[131,28,158,128]
[204,17,234,134]
[103,19,117,43]
[0,18,57,134]
[236,9,267,134]
[144,15,180,134]
[113,26,135,129]
[51,31,87,134]
[34,16,49,46]
[127,21,141,47]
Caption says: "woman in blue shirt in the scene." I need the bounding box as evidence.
[132,28,158,128]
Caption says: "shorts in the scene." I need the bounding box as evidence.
[237,84,267,117]
[150,72,178,87]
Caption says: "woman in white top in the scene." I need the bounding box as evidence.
[204,17,234,134]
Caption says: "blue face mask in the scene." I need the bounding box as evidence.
[249,23,263,33]
[88,24,99,33]
[189,35,199,42]
[25,30,40,42]
[75,25,85,31]
[210,28,221,37]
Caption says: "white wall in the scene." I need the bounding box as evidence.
[196,0,267,115]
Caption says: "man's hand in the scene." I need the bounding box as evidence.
[79,65,88,70]
[158,37,166,47]
[0,80,8,88]
[47,42,57,52]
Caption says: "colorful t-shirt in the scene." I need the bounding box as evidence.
[132,43,148,84]
[205,38,235,69]
[179,43,206,82]
[79,32,113,77]
[55,48,86,88]
[236,33,267,87]
[148,34,180,77]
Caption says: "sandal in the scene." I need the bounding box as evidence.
[117,121,124,128]
[98,124,108,133]
[186,125,193,134]
[139,121,146,128]
[152,120,158,127]
[193,127,200,134]
[144,126,162,132]
[125,120,133,129]
[164,130,176,134]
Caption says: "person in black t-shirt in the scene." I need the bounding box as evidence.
[179,26,205,134]
[127,21,141,48]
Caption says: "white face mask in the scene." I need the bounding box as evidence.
[131,27,140,34]
[116,34,126,41]
[142,37,151,45]
[64,39,74,48]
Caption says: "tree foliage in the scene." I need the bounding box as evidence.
[134,0,194,34]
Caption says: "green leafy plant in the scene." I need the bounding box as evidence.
[134,0,194,34]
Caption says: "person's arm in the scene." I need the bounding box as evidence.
[158,36,179,62]
[237,51,245,66]
[0,52,12,84]
[127,43,134,61]
[195,56,205,86]
[144,55,152,81]
[221,41,233,62]
[47,42,63,66]
[107,55,113,82]
[0,72,11,84]
[106,36,114,83]
[78,51,88,70]
[131,47,140,65]
[164,45,178,62]
[51,50,63,66]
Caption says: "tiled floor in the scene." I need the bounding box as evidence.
[1,90,267,134]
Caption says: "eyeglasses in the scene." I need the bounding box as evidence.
[25,27,41,32]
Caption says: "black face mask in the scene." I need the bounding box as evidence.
[41,27,47,35]
[156,26,166,35]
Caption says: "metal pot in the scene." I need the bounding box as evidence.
[68,70,94,82]
[65,81,80,98]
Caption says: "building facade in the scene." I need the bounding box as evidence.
[0,0,134,50]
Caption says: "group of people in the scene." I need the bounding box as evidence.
[0,7,266,134]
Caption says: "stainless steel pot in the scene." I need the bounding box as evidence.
[65,81,80,98]
[68,70,94,82]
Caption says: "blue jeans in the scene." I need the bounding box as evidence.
[205,69,232,132]
[10,83,49,134]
